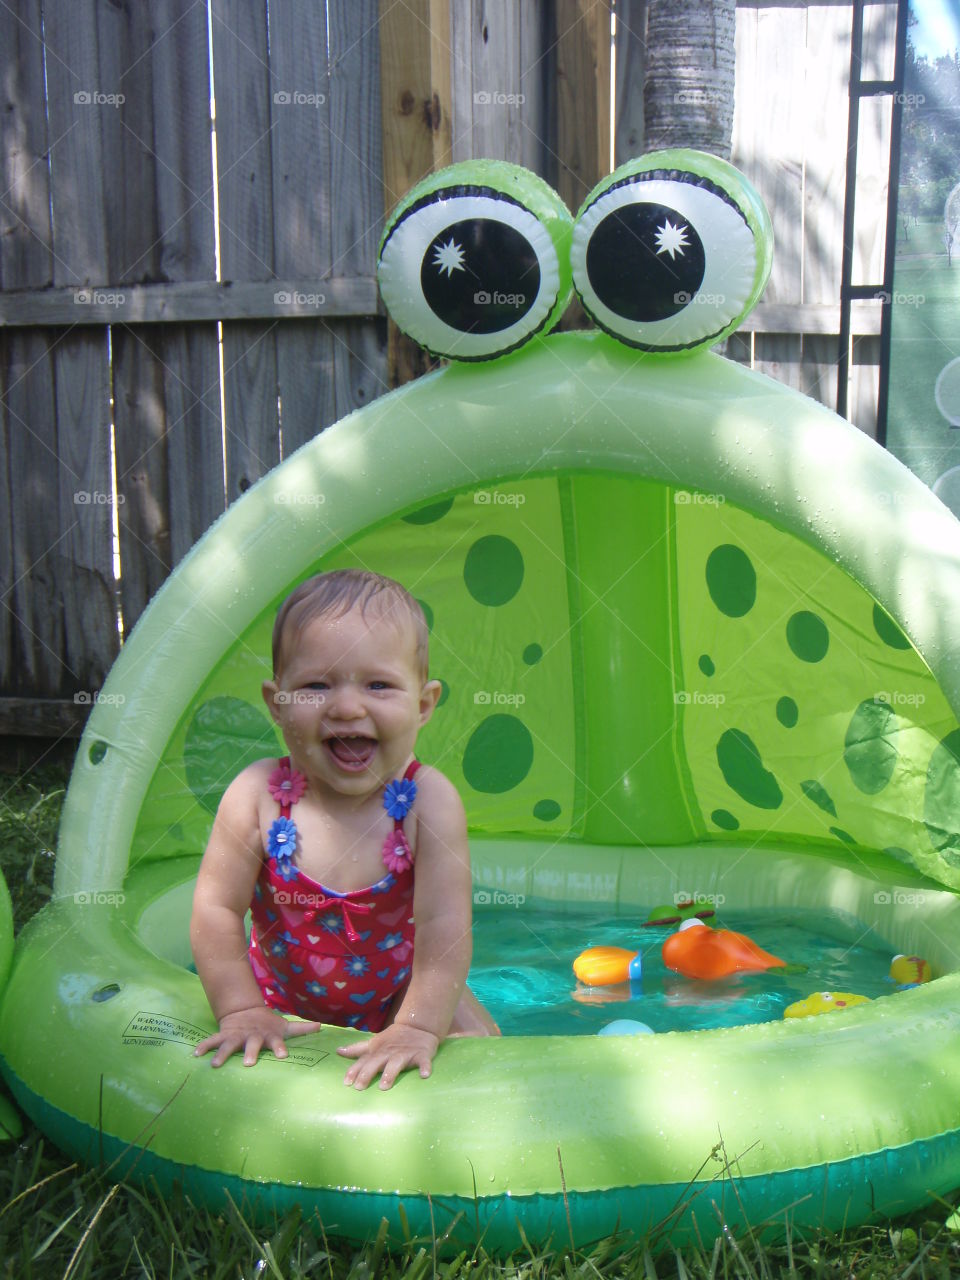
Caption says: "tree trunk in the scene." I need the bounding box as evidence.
[642,0,736,159]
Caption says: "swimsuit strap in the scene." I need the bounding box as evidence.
[275,755,420,818]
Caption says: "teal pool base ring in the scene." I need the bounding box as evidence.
[4,844,960,1250]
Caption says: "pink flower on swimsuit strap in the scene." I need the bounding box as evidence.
[268,762,307,807]
[382,828,413,874]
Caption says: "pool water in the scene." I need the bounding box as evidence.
[468,902,908,1036]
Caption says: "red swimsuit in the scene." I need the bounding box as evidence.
[248,758,420,1032]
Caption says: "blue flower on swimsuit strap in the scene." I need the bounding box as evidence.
[383,775,417,819]
[344,955,370,977]
[267,816,299,879]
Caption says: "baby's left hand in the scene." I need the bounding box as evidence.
[337,1024,440,1090]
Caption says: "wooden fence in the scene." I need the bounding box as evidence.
[0,0,896,739]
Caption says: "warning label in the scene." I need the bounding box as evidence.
[122,1011,328,1066]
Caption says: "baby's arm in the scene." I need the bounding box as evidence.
[190,766,321,1065]
[339,769,472,1089]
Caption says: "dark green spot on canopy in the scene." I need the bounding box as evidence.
[705,544,756,617]
[711,808,739,830]
[716,729,783,809]
[185,697,279,814]
[830,827,856,845]
[924,729,960,864]
[800,779,837,817]
[437,679,450,707]
[402,497,455,525]
[844,698,898,795]
[786,611,829,663]
[698,654,715,677]
[462,714,534,793]
[533,799,561,822]
[523,643,543,665]
[872,603,911,650]
[776,696,798,728]
[464,536,524,606]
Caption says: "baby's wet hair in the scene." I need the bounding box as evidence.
[272,570,430,681]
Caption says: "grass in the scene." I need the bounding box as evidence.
[2,761,960,1277]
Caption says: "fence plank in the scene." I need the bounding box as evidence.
[554,0,611,214]
[268,0,336,458]
[330,0,387,427]
[212,0,281,501]
[107,0,221,635]
[0,0,55,693]
[29,0,116,691]
[614,0,647,166]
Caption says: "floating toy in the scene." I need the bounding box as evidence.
[643,900,716,926]
[599,1020,654,1036]
[890,954,932,985]
[3,149,960,1250]
[784,991,872,1019]
[663,921,786,980]
[574,945,643,986]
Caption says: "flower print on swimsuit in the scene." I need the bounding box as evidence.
[344,956,371,977]
[267,761,307,807]
[267,816,299,880]
[382,828,413,875]
[383,775,417,819]
[377,931,406,952]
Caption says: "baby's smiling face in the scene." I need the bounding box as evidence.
[263,604,440,801]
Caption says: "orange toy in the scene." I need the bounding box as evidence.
[662,922,785,980]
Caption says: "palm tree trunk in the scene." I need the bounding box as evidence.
[642,0,736,159]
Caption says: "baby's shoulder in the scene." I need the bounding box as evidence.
[412,764,465,818]
[218,757,279,813]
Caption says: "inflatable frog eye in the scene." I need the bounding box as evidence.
[377,160,573,361]
[571,150,773,353]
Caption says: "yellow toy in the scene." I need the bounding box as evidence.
[889,954,932,985]
[784,991,871,1019]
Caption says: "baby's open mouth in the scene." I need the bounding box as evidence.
[324,735,377,769]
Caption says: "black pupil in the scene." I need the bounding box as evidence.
[421,218,539,334]
[586,201,705,323]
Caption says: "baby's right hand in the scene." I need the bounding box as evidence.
[194,1006,323,1067]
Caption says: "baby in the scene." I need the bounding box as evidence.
[190,569,499,1089]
